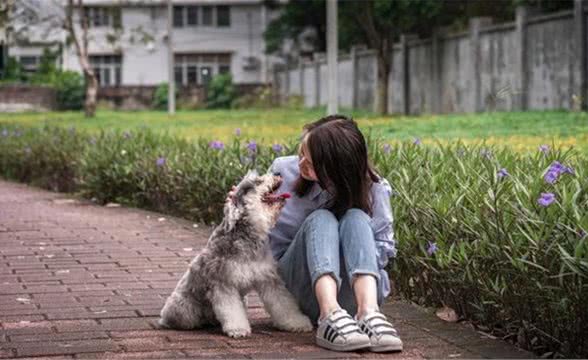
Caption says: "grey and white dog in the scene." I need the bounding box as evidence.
[159,171,313,338]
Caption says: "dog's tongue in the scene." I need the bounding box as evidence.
[267,192,291,201]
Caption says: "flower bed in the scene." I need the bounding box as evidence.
[1,124,586,357]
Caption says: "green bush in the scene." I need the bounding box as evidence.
[152,83,178,110]
[206,73,237,109]
[0,125,586,357]
[0,57,25,83]
[52,71,85,111]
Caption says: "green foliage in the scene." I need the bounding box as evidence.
[0,57,25,83]
[29,48,60,84]
[152,83,177,110]
[52,71,85,111]
[206,74,237,109]
[1,123,587,358]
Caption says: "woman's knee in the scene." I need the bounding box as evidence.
[339,208,370,229]
[305,209,338,228]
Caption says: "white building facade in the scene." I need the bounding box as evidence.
[8,0,281,87]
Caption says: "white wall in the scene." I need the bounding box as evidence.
[62,3,278,85]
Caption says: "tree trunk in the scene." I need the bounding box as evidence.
[84,72,98,117]
[376,54,389,114]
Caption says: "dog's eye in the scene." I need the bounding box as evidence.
[254,179,263,185]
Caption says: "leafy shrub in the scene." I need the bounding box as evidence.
[0,57,25,83]
[52,71,85,111]
[206,74,237,109]
[0,125,586,357]
[152,82,178,110]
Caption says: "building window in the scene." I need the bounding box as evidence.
[173,5,229,27]
[90,55,122,86]
[187,6,198,26]
[173,6,184,27]
[84,7,121,28]
[19,56,40,73]
[202,6,213,26]
[174,53,231,86]
[217,6,230,27]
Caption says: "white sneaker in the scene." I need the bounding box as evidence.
[356,311,403,352]
[316,308,371,352]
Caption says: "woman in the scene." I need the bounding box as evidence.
[267,115,402,352]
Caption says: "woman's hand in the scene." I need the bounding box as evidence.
[226,185,237,203]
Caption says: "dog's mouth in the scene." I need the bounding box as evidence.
[261,178,291,205]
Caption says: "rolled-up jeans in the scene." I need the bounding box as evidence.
[277,208,382,324]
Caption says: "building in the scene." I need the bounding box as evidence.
[7,0,282,87]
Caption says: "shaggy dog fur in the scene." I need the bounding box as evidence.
[159,171,313,338]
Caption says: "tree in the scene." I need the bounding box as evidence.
[264,0,573,114]
[64,0,99,117]
[264,0,441,114]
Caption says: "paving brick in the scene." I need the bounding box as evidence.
[14,339,120,357]
[0,179,536,360]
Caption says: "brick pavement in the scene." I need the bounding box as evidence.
[0,179,534,359]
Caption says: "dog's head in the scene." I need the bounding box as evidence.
[223,170,290,233]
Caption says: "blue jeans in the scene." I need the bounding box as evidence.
[277,208,382,324]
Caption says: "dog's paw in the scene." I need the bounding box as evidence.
[275,315,314,333]
[225,327,251,338]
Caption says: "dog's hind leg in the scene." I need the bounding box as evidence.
[211,287,251,338]
[257,277,313,333]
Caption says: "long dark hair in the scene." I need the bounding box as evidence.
[293,114,380,218]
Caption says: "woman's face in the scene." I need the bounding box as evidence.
[298,136,318,181]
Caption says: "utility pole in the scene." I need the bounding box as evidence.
[167,0,175,115]
[326,0,338,115]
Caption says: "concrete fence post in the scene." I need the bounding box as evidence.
[284,59,291,101]
[515,6,528,111]
[351,46,359,109]
[313,54,321,107]
[299,61,305,102]
[469,17,492,112]
[400,34,418,115]
[431,31,442,113]
[574,0,587,110]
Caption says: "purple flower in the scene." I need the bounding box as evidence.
[413,138,422,146]
[427,241,438,256]
[563,166,575,175]
[272,143,283,154]
[382,144,391,154]
[235,128,241,136]
[538,192,556,207]
[539,145,550,153]
[497,168,509,179]
[247,140,257,152]
[544,161,574,183]
[89,137,97,145]
[456,148,466,158]
[578,229,586,239]
[1,129,8,137]
[480,148,493,159]
[208,140,225,150]
[13,130,22,137]
[123,131,131,139]
[156,157,166,167]
[544,170,559,184]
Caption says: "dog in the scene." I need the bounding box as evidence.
[159,171,313,338]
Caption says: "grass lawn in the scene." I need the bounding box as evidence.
[1,108,587,151]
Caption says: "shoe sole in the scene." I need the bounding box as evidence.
[316,337,371,352]
[369,344,403,352]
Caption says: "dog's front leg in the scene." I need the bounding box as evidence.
[211,287,251,338]
[257,278,313,333]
